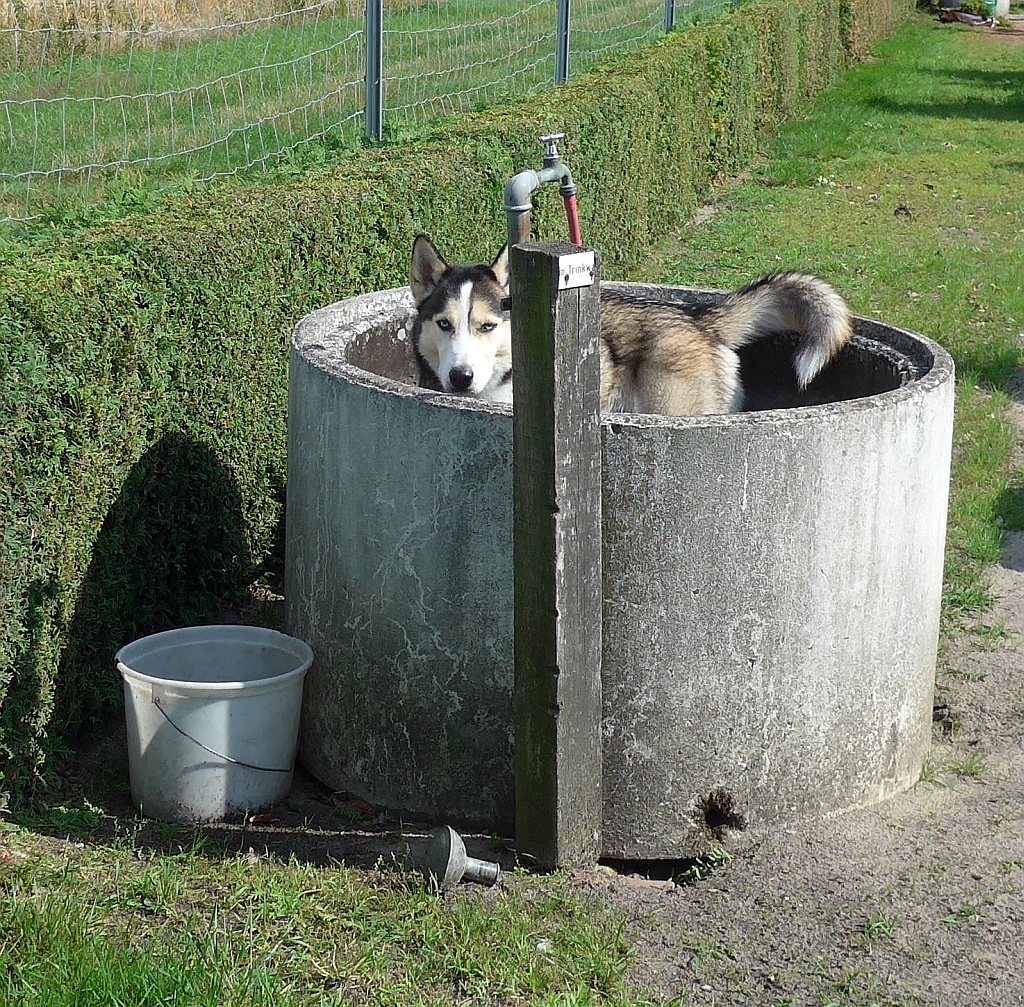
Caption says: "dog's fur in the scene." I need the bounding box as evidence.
[409,233,853,415]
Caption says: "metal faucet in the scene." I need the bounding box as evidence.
[503,132,581,250]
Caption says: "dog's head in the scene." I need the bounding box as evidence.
[410,234,510,399]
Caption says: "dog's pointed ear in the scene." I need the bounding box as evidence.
[410,234,447,303]
[490,244,509,292]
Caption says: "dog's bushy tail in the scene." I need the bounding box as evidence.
[711,272,852,389]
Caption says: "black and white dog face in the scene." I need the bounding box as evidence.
[409,234,512,403]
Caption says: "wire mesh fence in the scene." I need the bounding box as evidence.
[0,0,366,221]
[381,1,554,124]
[570,0,664,76]
[0,0,734,223]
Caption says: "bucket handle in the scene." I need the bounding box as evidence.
[153,696,293,774]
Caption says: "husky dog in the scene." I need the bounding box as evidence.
[409,233,852,415]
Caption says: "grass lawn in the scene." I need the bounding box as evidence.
[2,13,1023,1007]
[0,0,672,221]
[0,824,655,1006]
[634,14,1024,623]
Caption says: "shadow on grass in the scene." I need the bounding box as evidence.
[13,721,467,872]
[954,350,1023,396]
[50,433,257,746]
[866,91,1024,125]
[997,483,1024,543]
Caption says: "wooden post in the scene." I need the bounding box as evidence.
[511,241,602,870]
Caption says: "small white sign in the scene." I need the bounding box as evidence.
[557,250,595,290]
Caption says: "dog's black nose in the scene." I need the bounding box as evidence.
[448,365,473,392]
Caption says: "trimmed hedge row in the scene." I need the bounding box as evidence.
[0,0,914,796]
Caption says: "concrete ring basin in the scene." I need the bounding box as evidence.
[285,282,954,859]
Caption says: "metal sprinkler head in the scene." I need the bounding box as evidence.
[424,825,501,889]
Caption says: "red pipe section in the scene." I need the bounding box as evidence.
[563,192,582,246]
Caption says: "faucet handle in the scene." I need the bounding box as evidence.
[540,132,565,161]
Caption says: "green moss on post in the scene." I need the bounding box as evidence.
[511,243,603,871]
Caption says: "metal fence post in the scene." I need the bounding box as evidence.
[555,0,570,85]
[665,0,676,32]
[511,241,603,871]
[365,0,383,142]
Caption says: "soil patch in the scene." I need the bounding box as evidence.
[45,528,1024,1006]
[29,375,1024,1007]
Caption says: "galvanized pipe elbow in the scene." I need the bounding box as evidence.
[504,169,541,250]
[503,165,577,249]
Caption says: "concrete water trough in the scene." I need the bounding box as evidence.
[285,281,954,859]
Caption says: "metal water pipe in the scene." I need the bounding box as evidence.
[503,133,582,250]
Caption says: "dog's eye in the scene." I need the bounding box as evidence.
[479,322,497,333]
[436,319,453,332]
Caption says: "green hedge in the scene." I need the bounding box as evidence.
[0,0,914,798]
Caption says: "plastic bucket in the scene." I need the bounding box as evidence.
[116,625,314,823]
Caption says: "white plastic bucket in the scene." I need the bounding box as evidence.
[116,625,314,823]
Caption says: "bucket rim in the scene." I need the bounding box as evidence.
[115,625,313,692]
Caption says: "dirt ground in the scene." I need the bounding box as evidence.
[56,362,1024,1006]
[68,385,1024,1007]
[38,24,1024,997]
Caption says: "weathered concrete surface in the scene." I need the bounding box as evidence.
[286,285,954,855]
[286,289,516,829]
[601,324,954,856]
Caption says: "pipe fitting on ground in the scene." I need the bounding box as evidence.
[423,826,502,889]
